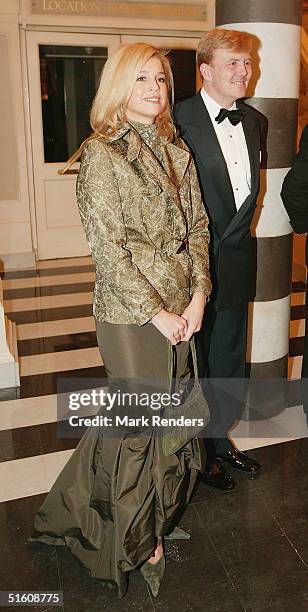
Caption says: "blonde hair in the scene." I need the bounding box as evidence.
[59,43,174,173]
[197,28,253,67]
[91,42,174,139]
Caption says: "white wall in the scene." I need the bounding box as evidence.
[0,0,34,269]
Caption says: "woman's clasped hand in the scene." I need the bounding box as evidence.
[151,292,207,345]
[151,310,188,345]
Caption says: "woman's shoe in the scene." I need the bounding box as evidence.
[140,553,165,598]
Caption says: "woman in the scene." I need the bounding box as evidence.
[31,43,211,599]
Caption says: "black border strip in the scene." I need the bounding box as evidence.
[216,0,302,26]
[6,304,92,324]
[17,331,97,357]
[247,98,298,169]
[4,282,94,300]
[2,264,94,280]
[252,235,293,302]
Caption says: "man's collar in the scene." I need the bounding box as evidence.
[200,88,237,121]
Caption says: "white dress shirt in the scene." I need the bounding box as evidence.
[200,88,251,210]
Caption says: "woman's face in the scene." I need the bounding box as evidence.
[126,56,168,124]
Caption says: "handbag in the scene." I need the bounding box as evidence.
[162,337,210,456]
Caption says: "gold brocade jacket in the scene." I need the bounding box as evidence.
[76,124,211,325]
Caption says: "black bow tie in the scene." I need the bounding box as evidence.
[215,108,245,126]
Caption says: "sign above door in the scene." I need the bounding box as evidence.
[31,0,208,21]
[25,0,215,32]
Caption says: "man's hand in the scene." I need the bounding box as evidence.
[151,309,188,345]
[181,292,207,342]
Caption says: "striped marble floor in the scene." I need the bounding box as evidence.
[0,256,307,503]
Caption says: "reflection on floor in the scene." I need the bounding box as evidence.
[0,257,308,611]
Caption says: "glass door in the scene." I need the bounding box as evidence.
[26,32,120,259]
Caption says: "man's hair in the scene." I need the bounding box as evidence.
[197,28,253,67]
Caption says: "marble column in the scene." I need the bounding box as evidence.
[216,0,302,406]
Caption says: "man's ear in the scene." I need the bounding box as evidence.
[199,62,212,82]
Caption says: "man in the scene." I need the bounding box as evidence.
[175,29,266,491]
[281,124,308,424]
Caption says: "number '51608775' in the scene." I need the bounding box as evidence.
[0,592,63,606]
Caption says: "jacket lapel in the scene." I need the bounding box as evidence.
[126,127,190,190]
[125,126,188,231]
[220,106,260,240]
[186,94,237,219]
[240,105,259,199]
[163,141,191,188]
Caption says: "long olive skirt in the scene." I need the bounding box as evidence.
[31,322,204,598]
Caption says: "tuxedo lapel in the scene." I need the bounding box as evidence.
[185,94,237,219]
[241,107,259,199]
[221,110,260,240]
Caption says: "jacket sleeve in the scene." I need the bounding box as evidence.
[187,157,212,298]
[76,139,164,325]
[281,124,308,234]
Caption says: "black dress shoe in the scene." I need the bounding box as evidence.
[201,461,235,492]
[217,448,260,474]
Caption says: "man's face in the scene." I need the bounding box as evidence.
[200,47,252,108]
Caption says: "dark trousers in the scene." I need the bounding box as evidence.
[195,300,248,460]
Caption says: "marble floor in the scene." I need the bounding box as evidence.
[0,257,308,611]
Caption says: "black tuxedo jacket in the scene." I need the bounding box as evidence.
[175,93,267,310]
[281,124,308,394]
[281,123,308,266]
